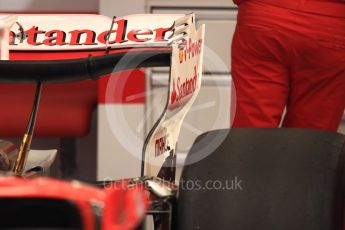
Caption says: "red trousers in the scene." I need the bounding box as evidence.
[231,0,345,131]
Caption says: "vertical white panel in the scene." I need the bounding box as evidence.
[97,104,144,180]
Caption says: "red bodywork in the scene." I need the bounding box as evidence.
[0,176,148,230]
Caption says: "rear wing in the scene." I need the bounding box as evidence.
[0,13,195,83]
[0,13,205,180]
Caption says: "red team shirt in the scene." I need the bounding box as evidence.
[231,0,345,131]
[233,0,345,17]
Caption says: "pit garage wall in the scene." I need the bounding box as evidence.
[0,0,98,13]
[97,70,146,180]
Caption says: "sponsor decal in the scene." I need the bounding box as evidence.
[155,134,168,157]
[170,65,198,106]
[9,19,172,46]
[154,127,169,158]
[170,38,203,108]
[179,38,202,63]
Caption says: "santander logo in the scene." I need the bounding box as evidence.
[170,65,198,106]
[9,19,172,46]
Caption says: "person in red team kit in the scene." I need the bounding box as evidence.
[231,0,345,131]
